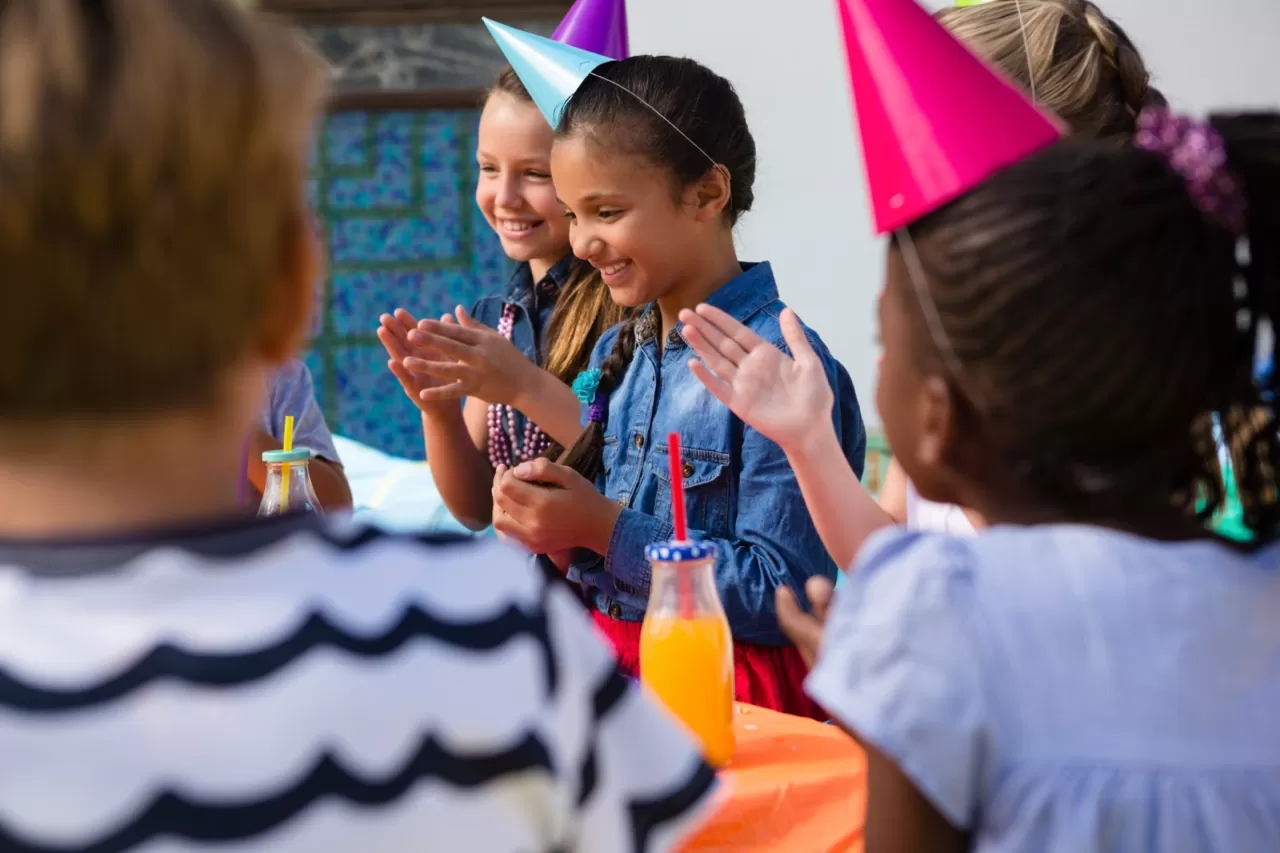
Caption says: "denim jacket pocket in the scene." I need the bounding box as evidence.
[646,447,731,536]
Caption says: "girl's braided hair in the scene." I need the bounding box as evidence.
[898,113,1279,540]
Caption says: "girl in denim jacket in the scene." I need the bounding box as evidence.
[491,55,866,717]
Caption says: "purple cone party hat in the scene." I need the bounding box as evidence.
[483,18,613,128]
[552,0,629,60]
[836,0,1064,233]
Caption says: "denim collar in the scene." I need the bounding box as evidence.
[635,261,779,345]
[502,253,576,308]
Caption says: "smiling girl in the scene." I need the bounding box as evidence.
[489,55,867,717]
[378,69,625,531]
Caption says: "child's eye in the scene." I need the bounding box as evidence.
[526,170,551,179]
[562,209,577,221]
[479,164,498,174]
[598,209,620,220]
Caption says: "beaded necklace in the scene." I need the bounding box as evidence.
[487,302,552,469]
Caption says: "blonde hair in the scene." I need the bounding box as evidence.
[0,0,326,419]
[937,0,1163,138]
[484,68,627,389]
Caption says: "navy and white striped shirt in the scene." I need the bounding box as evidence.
[0,514,717,852]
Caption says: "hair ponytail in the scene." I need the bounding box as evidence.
[555,314,641,481]
[1210,113,1280,538]
[542,260,629,387]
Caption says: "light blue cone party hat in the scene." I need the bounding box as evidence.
[482,18,612,127]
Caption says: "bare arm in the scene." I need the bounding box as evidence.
[511,368,585,449]
[422,397,495,531]
[785,427,895,572]
[864,741,970,853]
[878,458,910,524]
[309,459,353,511]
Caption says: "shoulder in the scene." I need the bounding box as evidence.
[750,299,845,374]
[588,317,631,368]
[270,358,313,390]
[806,527,987,827]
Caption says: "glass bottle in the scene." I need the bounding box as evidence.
[258,449,323,517]
[639,540,735,767]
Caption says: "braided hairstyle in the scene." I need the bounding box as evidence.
[937,0,1164,138]
[896,114,1280,541]
[552,56,758,480]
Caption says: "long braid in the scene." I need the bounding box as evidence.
[555,314,641,481]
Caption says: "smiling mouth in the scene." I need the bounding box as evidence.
[597,260,631,277]
[498,219,543,234]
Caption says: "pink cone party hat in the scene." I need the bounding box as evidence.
[836,0,1064,233]
[552,0,628,60]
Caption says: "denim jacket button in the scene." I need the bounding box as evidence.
[608,602,623,619]
[633,434,644,449]
[682,461,695,479]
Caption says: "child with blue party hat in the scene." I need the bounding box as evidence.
[474,20,868,718]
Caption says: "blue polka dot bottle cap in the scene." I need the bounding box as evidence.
[645,540,717,563]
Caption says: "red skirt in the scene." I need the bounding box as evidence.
[592,611,825,721]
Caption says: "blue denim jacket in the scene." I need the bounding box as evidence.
[568,262,867,645]
[469,254,574,441]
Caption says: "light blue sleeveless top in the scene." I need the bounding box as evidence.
[810,525,1280,853]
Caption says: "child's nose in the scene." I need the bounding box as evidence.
[569,222,602,261]
[495,175,523,209]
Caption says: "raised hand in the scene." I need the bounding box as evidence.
[405,305,537,407]
[679,304,834,454]
[377,308,461,414]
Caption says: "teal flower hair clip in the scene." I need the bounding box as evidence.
[572,368,602,404]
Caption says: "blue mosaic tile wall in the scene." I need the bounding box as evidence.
[305,109,512,460]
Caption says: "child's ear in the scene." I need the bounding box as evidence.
[258,214,319,364]
[691,164,733,222]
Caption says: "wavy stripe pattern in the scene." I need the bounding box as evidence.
[0,603,555,713]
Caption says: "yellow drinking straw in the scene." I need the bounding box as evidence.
[281,415,295,512]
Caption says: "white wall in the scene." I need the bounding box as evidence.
[629,0,1280,426]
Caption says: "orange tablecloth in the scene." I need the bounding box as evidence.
[678,704,866,852]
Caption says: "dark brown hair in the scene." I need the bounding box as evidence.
[485,67,626,398]
[936,0,1164,138]
[553,56,757,480]
[896,114,1280,541]
[0,0,325,420]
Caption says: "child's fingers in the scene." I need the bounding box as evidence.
[454,304,492,331]
[681,324,739,380]
[779,308,818,363]
[776,586,825,669]
[805,575,836,623]
[694,303,765,353]
[387,359,418,395]
[392,308,419,335]
[403,357,468,381]
[688,359,736,409]
[680,308,750,364]
[417,383,466,403]
[491,507,536,550]
[407,328,478,362]
[376,325,408,361]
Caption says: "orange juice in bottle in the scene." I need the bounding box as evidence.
[640,540,735,767]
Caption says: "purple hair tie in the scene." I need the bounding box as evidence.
[587,394,607,425]
[1135,108,1247,235]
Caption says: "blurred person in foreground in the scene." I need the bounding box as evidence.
[0,1,717,850]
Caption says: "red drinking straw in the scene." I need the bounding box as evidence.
[668,432,694,618]
[668,431,688,540]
